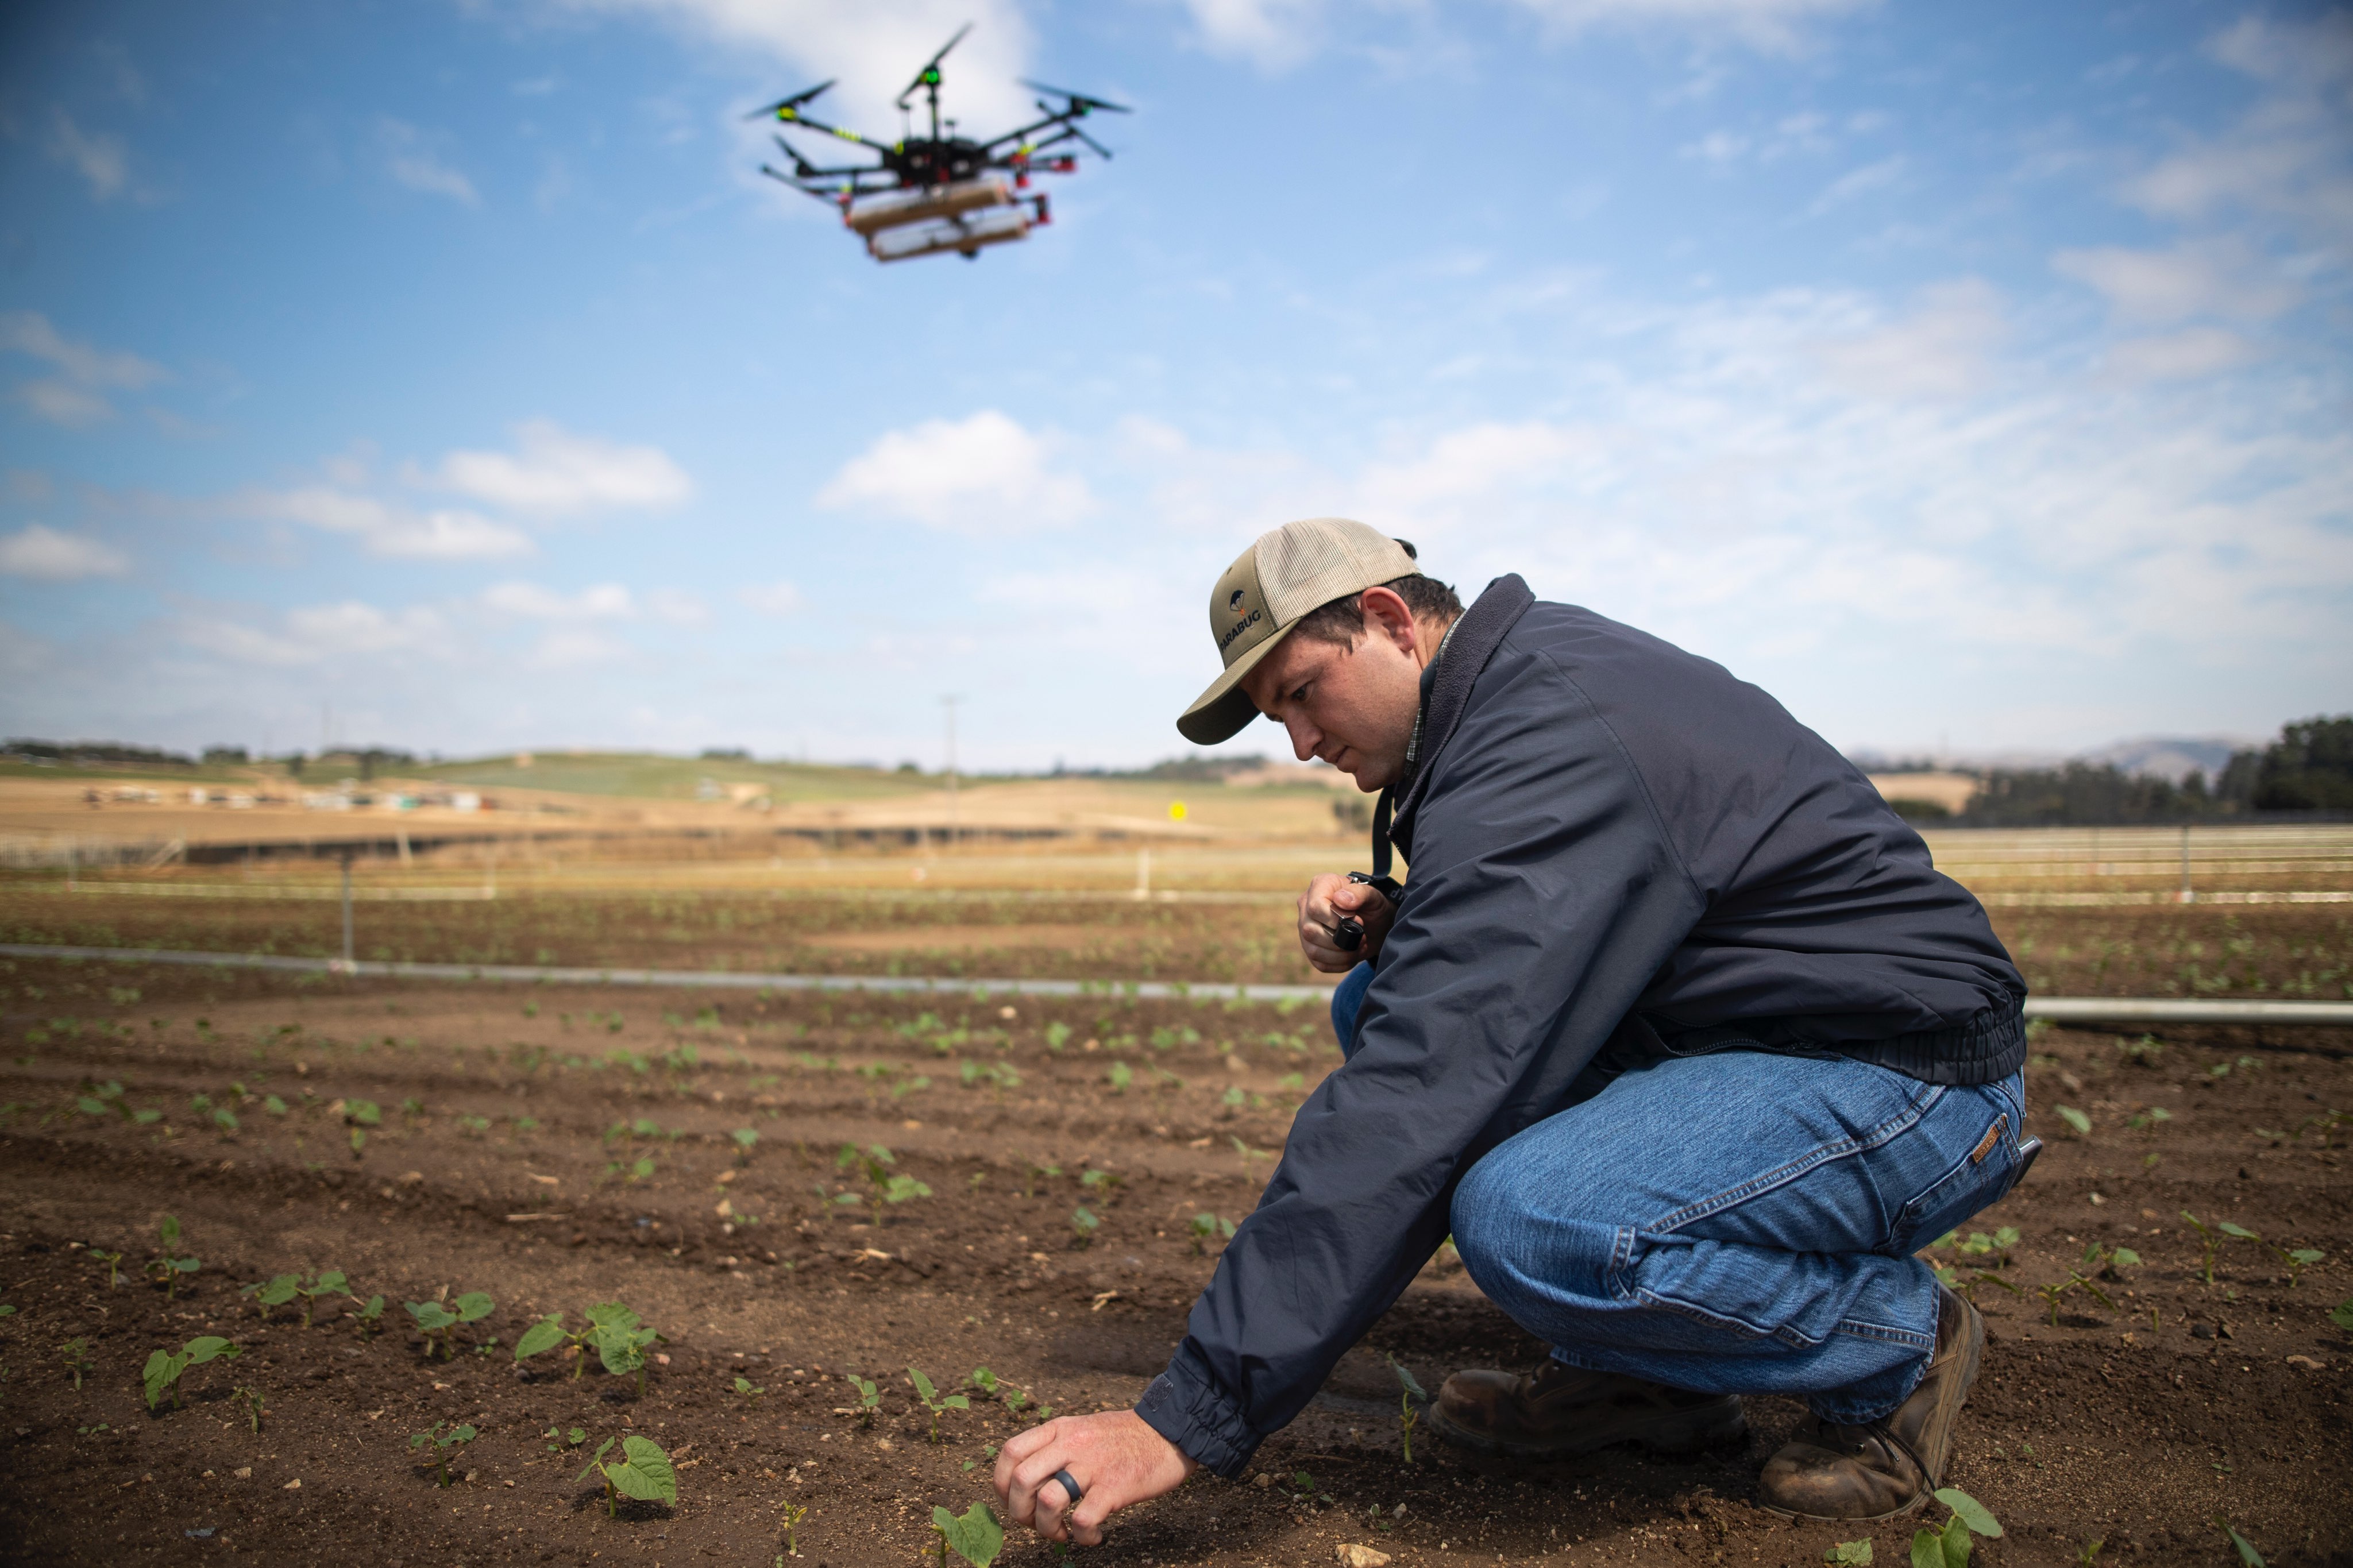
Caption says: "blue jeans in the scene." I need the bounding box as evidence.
[1330,962,2026,1424]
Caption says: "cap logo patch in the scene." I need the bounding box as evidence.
[1217,607,1263,655]
[1228,588,1245,610]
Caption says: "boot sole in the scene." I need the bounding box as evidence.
[1426,1396,1748,1460]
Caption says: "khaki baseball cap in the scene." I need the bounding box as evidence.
[1176,517,1422,744]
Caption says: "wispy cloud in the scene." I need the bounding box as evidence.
[379,118,481,207]
[1507,0,1878,52]
[816,410,1094,535]
[2053,238,2304,323]
[180,601,449,666]
[738,578,803,616]
[430,420,692,516]
[240,485,535,561]
[0,523,130,580]
[45,110,129,200]
[0,311,167,426]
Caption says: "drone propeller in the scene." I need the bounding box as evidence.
[770,135,819,179]
[1066,123,1115,161]
[896,22,973,109]
[1019,79,1131,114]
[746,79,836,120]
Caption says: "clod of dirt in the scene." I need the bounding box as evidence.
[1336,1546,1391,1568]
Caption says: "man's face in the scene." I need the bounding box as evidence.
[1240,593,1431,791]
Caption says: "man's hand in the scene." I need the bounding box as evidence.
[993,1409,1197,1546]
[1298,872,1396,972]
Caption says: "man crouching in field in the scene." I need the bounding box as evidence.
[994,517,2033,1540]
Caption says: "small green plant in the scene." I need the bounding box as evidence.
[404,1291,495,1360]
[2213,1516,2265,1566]
[88,1248,125,1289]
[2182,1210,2223,1285]
[350,1292,385,1341]
[2217,1223,2325,1287]
[2033,1243,2135,1326]
[591,1303,662,1395]
[243,1273,299,1318]
[142,1335,240,1411]
[931,1501,1004,1568]
[778,1497,810,1556]
[543,1424,588,1452]
[60,1337,92,1390]
[342,1097,381,1154]
[577,1434,677,1517]
[2054,1106,2092,1137]
[908,1365,970,1444]
[1189,1212,1236,1254]
[1390,1355,1426,1463]
[146,1215,199,1299]
[2077,1538,2105,1565]
[1911,1487,2000,1566]
[733,1374,765,1404]
[837,1144,931,1224]
[410,1421,478,1486]
[1826,1543,1873,1565]
[232,1382,267,1433]
[1044,1021,1072,1053]
[2331,1298,2353,1336]
[731,1127,760,1163]
[844,1369,881,1426]
[1106,1062,1132,1094]
[1069,1205,1100,1246]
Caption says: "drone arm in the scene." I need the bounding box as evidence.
[770,109,888,152]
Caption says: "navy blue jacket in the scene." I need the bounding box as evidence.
[1136,576,2025,1477]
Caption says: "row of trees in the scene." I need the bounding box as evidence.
[1943,716,2352,826]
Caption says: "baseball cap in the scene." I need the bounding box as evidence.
[1176,517,1423,744]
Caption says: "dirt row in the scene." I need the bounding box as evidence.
[0,955,2348,1565]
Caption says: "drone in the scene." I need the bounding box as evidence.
[750,24,1128,264]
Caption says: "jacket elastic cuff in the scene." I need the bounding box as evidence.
[1133,1344,1261,1480]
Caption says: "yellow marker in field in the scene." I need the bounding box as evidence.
[1169,801,1187,821]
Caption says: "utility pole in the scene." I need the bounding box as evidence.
[338,848,355,967]
[941,695,963,851]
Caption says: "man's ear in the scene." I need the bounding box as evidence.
[1357,585,1418,652]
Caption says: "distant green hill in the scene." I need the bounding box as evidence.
[412,751,934,803]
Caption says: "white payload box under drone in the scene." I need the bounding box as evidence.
[751,25,1127,264]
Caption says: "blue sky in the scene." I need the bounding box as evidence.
[1,0,2346,771]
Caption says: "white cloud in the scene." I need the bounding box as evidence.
[563,0,1037,128]
[2103,328,2261,383]
[816,410,1094,534]
[1507,0,1878,52]
[245,486,536,560]
[180,601,447,667]
[0,311,167,425]
[1811,277,2005,400]
[1179,0,1327,69]
[2051,238,2303,323]
[0,524,129,580]
[379,119,481,207]
[482,581,637,620]
[431,420,692,516]
[738,578,803,615]
[646,587,709,626]
[46,110,129,200]
[2121,14,2353,252]
[1808,154,1904,214]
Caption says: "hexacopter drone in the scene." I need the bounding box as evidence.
[750,24,1128,264]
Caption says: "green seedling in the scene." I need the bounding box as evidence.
[778,1497,810,1556]
[1827,1543,1873,1565]
[908,1365,970,1444]
[405,1291,495,1360]
[342,1097,380,1154]
[2331,1298,2353,1336]
[931,1501,1004,1568]
[837,1144,931,1225]
[1390,1355,1426,1463]
[844,1370,881,1426]
[731,1127,760,1163]
[232,1382,267,1434]
[2078,1538,2105,1565]
[2213,1516,2265,1566]
[576,1434,677,1517]
[88,1249,124,1289]
[60,1337,93,1390]
[141,1335,240,1411]
[294,1270,349,1325]
[2034,1243,2134,1326]
[2217,1222,2325,1287]
[147,1214,199,1299]
[543,1424,588,1451]
[1189,1213,1236,1254]
[1069,1205,1100,1246]
[2126,1106,2173,1130]
[2182,1211,2222,1285]
[1910,1486,2000,1567]
[2054,1106,2091,1137]
[350,1293,385,1341]
[410,1421,478,1486]
[588,1302,662,1396]
[242,1273,300,1318]
[1106,1062,1132,1094]
[733,1375,766,1405]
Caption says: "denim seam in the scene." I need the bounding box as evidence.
[1625,1283,1820,1348]
[1833,1315,1937,1349]
[1643,1083,1943,1236]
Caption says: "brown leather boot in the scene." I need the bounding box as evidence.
[1426,1357,1746,1459]
[1756,1284,1984,1520]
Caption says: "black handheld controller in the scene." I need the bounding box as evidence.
[1329,870,1402,952]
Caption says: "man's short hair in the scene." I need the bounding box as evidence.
[1292,574,1464,648]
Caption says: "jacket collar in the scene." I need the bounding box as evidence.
[1380,573,1536,871]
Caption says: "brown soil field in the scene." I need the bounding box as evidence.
[1,934,2348,1567]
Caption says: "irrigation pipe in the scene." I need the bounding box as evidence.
[3,942,2351,1025]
